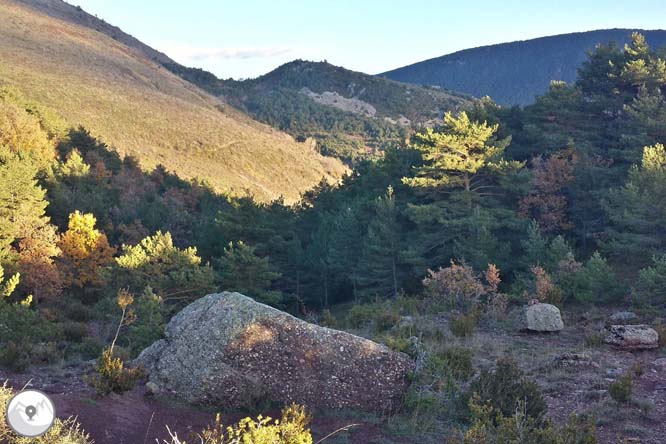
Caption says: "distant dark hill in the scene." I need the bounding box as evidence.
[382,29,666,105]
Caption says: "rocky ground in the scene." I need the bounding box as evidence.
[1,306,665,444]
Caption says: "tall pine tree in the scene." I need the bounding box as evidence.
[357,187,405,300]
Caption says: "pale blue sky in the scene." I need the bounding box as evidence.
[71,0,666,80]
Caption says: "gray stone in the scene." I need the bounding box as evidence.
[136,292,414,411]
[604,324,659,350]
[553,352,598,369]
[652,358,666,370]
[145,381,159,394]
[513,303,564,332]
[397,315,415,329]
[609,311,639,324]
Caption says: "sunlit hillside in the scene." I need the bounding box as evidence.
[0,0,346,201]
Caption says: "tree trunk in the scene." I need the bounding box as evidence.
[392,256,398,298]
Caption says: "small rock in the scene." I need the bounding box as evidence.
[604,324,659,350]
[397,315,415,329]
[605,368,623,377]
[145,381,159,394]
[553,352,598,369]
[513,303,564,332]
[652,358,666,370]
[609,311,638,324]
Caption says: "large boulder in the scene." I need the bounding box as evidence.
[604,324,659,350]
[513,303,564,332]
[137,292,414,412]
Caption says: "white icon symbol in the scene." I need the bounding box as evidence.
[5,390,56,437]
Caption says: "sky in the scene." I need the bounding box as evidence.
[71,0,666,80]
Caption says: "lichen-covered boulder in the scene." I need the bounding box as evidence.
[136,292,414,412]
[604,324,659,350]
[512,303,564,332]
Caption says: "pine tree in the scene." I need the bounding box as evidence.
[572,252,622,304]
[0,148,63,302]
[402,112,522,273]
[303,215,334,307]
[403,111,513,196]
[328,206,364,301]
[632,255,666,306]
[115,230,215,301]
[216,241,282,306]
[603,144,666,267]
[0,264,19,299]
[357,187,404,300]
[0,148,50,261]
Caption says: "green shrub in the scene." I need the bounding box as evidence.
[62,322,89,343]
[320,308,336,327]
[125,288,165,356]
[86,347,144,395]
[572,252,622,304]
[609,373,633,403]
[0,341,31,372]
[450,398,596,444]
[434,346,474,381]
[381,334,415,357]
[0,302,60,345]
[461,358,547,424]
[70,337,104,360]
[31,342,63,366]
[65,302,91,322]
[584,331,605,348]
[346,303,375,328]
[374,306,401,332]
[632,255,666,306]
[164,403,312,444]
[450,312,477,337]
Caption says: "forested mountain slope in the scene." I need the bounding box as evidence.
[165,60,471,164]
[0,0,346,201]
[382,29,666,105]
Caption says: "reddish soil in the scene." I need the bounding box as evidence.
[0,365,389,444]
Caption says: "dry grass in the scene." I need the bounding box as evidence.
[0,0,347,202]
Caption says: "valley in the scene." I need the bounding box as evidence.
[0,1,665,444]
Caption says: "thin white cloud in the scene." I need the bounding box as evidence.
[157,43,292,61]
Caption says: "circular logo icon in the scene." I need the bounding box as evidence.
[5,390,56,437]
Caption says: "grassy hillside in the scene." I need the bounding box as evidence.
[0,0,346,202]
[382,29,666,105]
[166,60,471,164]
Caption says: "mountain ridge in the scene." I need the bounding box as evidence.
[381,28,666,105]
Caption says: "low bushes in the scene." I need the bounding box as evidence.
[164,403,312,444]
[460,358,547,424]
[609,373,633,403]
[85,347,144,395]
[449,400,596,444]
